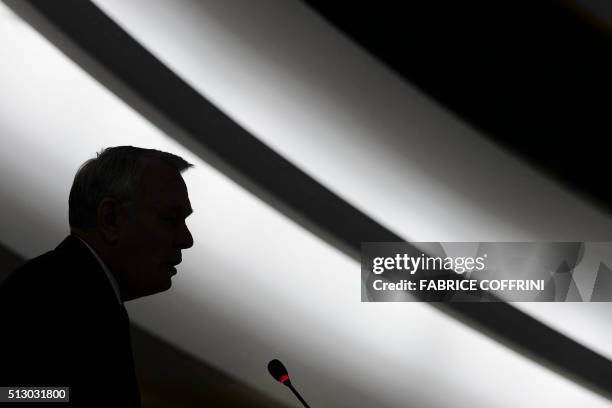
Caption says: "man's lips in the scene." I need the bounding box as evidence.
[162,263,179,276]
[162,260,181,276]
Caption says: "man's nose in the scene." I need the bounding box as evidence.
[176,221,194,249]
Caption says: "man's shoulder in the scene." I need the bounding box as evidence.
[0,236,111,308]
[0,247,62,298]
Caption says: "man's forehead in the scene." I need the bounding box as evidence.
[138,159,191,209]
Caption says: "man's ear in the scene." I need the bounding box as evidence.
[96,198,124,244]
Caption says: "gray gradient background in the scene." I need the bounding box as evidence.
[1,0,612,407]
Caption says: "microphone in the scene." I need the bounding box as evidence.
[268,359,311,408]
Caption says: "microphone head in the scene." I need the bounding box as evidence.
[268,359,291,386]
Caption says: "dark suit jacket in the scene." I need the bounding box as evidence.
[0,235,141,407]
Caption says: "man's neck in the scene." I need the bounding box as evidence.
[71,230,125,304]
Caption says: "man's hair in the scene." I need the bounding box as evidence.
[69,146,193,229]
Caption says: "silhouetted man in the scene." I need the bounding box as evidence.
[0,146,194,407]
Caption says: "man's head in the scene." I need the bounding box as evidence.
[69,146,194,301]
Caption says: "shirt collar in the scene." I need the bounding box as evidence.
[74,235,123,305]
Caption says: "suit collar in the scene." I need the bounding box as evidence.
[72,236,123,305]
[55,235,124,305]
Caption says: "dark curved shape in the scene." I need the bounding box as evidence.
[303,0,612,214]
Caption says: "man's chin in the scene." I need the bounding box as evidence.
[128,281,173,300]
[153,279,173,294]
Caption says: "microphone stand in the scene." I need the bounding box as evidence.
[287,383,311,408]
